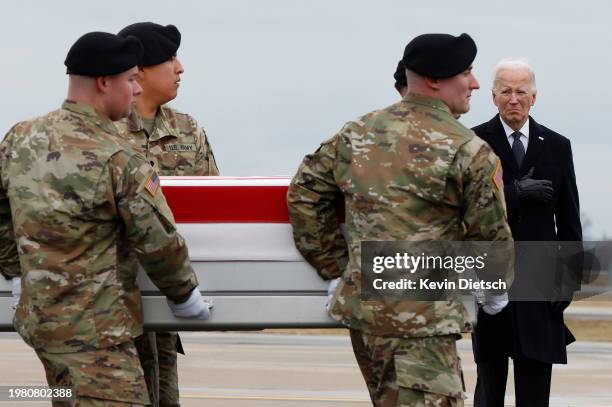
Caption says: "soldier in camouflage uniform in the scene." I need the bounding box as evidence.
[393,60,408,97]
[287,33,513,406]
[0,32,211,407]
[114,23,218,407]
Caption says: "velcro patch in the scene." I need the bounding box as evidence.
[492,159,503,191]
[165,143,196,152]
[144,171,160,196]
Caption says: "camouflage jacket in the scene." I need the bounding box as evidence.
[287,93,513,338]
[0,100,198,353]
[115,106,219,176]
[114,106,220,328]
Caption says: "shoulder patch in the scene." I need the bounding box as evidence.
[491,159,503,190]
[144,171,160,196]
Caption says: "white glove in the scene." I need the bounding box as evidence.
[325,278,340,312]
[11,277,21,309]
[167,287,213,320]
[481,292,508,315]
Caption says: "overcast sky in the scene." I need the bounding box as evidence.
[2,0,611,237]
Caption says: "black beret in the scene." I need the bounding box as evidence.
[64,32,143,76]
[393,60,407,87]
[118,22,181,67]
[402,33,477,79]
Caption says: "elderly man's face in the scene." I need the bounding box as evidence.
[492,68,536,130]
[437,67,480,116]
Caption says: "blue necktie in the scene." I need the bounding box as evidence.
[511,131,525,168]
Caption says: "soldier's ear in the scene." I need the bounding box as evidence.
[95,76,110,94]
[424,77,442,91]
[134,66,147,85]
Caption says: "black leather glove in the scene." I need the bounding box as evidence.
[515,167,554,204]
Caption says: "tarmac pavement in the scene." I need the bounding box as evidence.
[1,332,612,406]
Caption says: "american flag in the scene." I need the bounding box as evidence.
[144,172,160,196]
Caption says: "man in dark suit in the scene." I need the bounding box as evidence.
[471,59,582,406]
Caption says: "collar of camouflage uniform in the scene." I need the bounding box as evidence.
[127,105,180,142]
[62,99,118,136]
[402,93,453,116]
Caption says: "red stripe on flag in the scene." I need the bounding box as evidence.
[162,185,292,223]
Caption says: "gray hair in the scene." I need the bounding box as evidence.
[492,58,536,92]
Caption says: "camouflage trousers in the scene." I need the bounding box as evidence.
[135,331,182,407]
[36,340,150,407]
[349,330,465,406]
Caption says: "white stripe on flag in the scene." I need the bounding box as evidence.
[161,176,292,187]
[178,223,304,261]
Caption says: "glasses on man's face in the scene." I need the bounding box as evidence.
[496,89,531,100]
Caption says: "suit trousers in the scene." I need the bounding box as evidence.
[474,356,552,407]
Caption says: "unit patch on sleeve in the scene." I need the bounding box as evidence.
[491,159,503,191]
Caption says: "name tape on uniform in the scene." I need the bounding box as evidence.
[165,144,196,152]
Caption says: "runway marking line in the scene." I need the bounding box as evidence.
[181,394,370,403]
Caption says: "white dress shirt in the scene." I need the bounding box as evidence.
[500,117,530,152]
